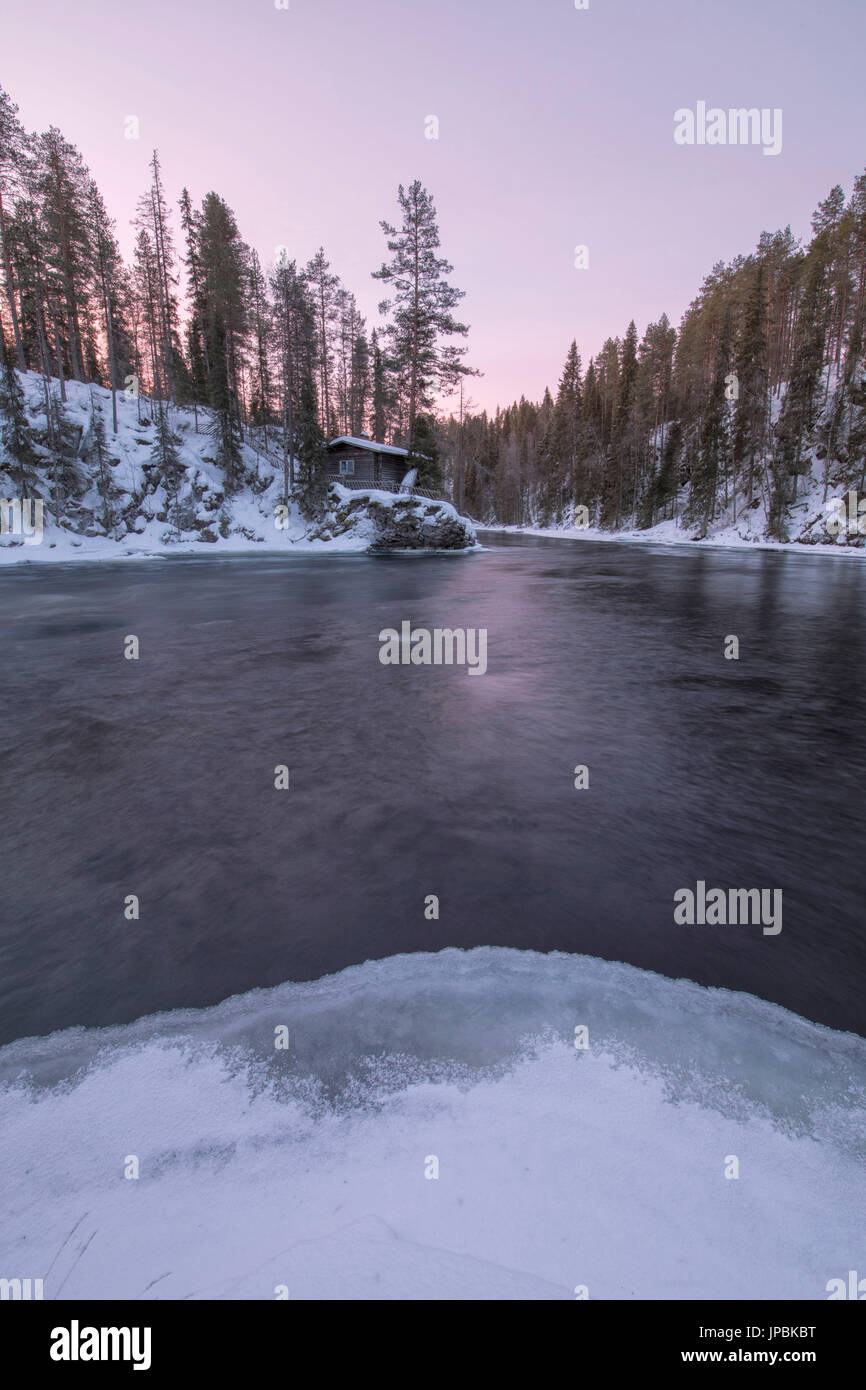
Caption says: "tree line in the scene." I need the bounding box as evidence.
[444,180,866,538]
[3,81,865,540]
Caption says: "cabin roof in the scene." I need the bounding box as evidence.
[327,436,409,457]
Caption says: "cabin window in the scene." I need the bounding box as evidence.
[339,458,355,475]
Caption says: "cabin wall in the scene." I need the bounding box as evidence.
[326,448,406,485]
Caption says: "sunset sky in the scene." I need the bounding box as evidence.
[4,0,866,412]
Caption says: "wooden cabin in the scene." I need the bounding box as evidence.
[326,436,409,488]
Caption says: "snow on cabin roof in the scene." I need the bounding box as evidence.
[327,436,409,457]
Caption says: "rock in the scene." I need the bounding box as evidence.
[367,497,476,552]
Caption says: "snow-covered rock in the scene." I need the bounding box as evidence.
[315,485,478,552]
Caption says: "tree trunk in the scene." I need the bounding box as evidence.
[50,308,67,402]
[0,187,26,370]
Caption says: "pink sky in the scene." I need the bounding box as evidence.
[4,0,866,412]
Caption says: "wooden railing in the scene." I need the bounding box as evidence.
[332,479,450,502]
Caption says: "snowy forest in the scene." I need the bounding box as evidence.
[0,83,474,531]
[1,80,866,544]
[454,185,866,539]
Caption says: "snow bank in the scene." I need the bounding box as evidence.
[1,948,863,1300]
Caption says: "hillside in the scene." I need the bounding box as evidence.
[488,368,866,554]
[0,373,478,562]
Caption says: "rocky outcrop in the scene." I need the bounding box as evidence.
[305,486,478,552]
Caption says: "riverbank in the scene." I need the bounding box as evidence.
[0,374,479,564]
[0,486,480,565]
[480,500,866,557]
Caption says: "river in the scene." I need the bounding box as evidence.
[1,532,864,1043]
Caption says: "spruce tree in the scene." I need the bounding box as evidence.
[350,331,370,438]
[47,392,77,526]
[294,374,328,518]
[0,323,37,496]
[539,342,581,523]
[88,392,115,532]
[409,412,442,489]
[151,403,185,532]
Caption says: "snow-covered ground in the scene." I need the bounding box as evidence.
[1,947,863,1300]
[0,374,477,563]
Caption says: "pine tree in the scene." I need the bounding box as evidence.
[133,228,163,400]
[271,254,316,501]
[135,152,179,401]
[88,182,132,432]
[178,187,210,421]
[0,86,29,370]
[373,180,476,454]
[247,248,272,448]
[35,127,93,383]
[333,287,358,435]
[196,192,249,491]
[305,247,339,437]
